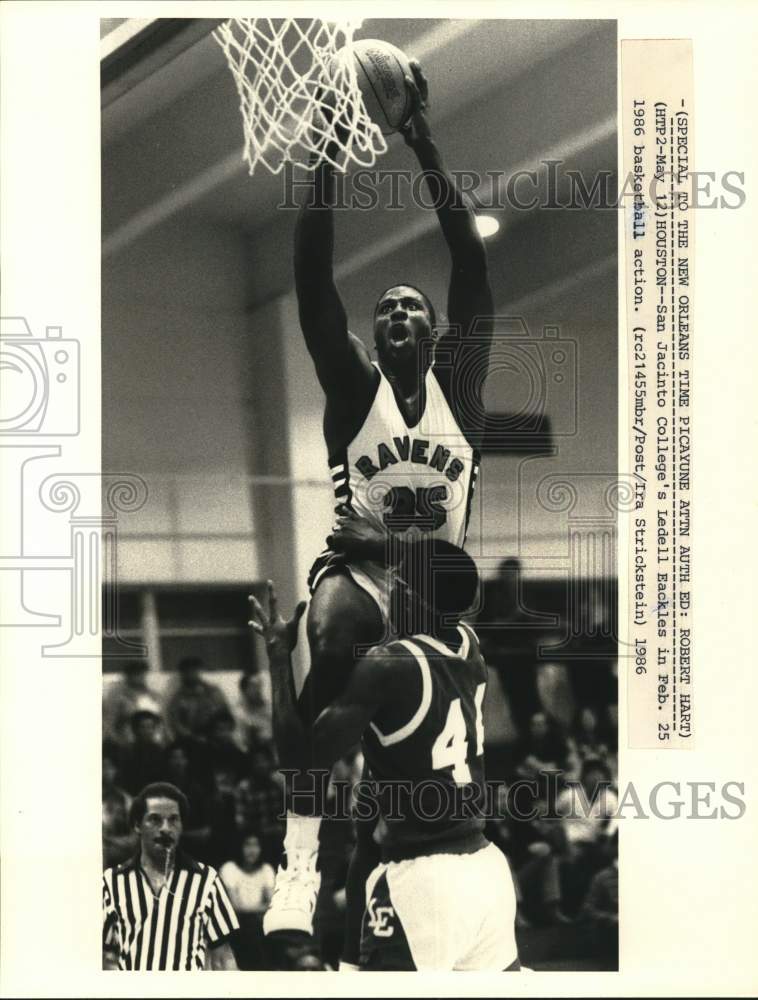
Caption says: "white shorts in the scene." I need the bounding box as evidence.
[360,842,519,971]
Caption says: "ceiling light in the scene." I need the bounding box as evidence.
[475,215,500,239]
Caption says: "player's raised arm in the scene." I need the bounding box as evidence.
[249,582,401,771]
[294,127,375,400]
[401,62,494,340]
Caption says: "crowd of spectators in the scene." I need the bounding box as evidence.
[102,656,284,968]
[103,558,618,968]
[476,558,619,963]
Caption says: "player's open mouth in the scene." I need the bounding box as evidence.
[389,323,410,345]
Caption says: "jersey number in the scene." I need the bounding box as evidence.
[382,485,448,532]
[431,683,486,784]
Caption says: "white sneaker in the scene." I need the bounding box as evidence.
[263,848,321,935]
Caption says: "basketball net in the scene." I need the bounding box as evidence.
[213,18,388,175]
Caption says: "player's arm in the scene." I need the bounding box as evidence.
[248,583,309,775]
[294,135,375,400]
[401,62,494,341]
[248,583,400,771]
[310,647,403,767]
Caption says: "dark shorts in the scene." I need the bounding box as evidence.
[359,871,416,970]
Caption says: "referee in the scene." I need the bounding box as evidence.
[102,782,240,970]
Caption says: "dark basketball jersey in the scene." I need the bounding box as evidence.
[360,622,489,861]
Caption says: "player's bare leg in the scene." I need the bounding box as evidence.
[264,571,383,938]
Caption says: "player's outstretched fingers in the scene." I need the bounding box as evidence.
[267,579,278,621]
[248,593,268,631]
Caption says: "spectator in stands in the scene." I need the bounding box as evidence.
[102,660,162,748]
[487,783,569,927]
[163,741,211,854]
[166,657,231,742]
[102,747,136,868]
[220,833,275,969]
[569,706,612,767]
[481,663,517,783]
[562,741,584,783]
[205,767,242,868]
[556,757,618,915]
[236,747,285,849]
[581,832,618,961]
[567,656,618,727]
[513,710,569,788]
[232,672,272,751]
[206,709,248,781]
[118,709,168,796]
[476,558,544,730]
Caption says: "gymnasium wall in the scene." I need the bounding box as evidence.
[102,216,259,584]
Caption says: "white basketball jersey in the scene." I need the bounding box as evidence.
[329,364,479,546]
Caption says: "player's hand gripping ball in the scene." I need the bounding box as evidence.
[328,39,419,136]
[399,58,431,148]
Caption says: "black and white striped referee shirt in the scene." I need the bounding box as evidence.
[102,851,239,970]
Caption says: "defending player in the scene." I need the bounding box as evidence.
[249,542,520,971]
[265,60,495,938]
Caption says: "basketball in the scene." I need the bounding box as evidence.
[332,39,415,136]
